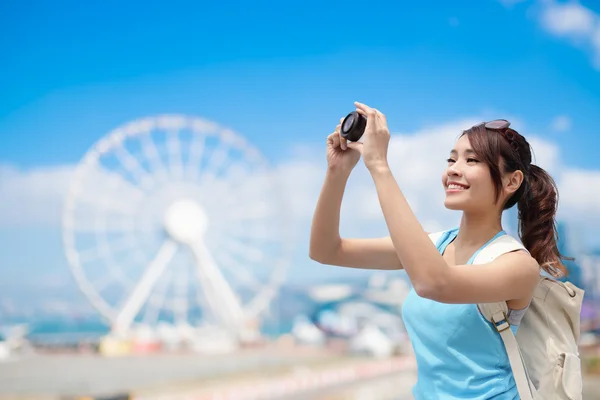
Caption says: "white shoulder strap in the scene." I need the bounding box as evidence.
[472,234,527,264]
[475,234,536,400]
[427,231,445,246]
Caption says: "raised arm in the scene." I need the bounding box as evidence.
[308,122,403,271]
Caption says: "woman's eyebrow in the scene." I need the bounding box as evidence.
[449,149,475,155]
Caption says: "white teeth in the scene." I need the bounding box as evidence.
[448,184,467,190]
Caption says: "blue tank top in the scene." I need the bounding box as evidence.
[401,228,520,399]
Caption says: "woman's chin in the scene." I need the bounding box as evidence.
[444,198,466,210]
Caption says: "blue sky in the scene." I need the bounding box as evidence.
[1,0,599,318]
[1,0,599,167]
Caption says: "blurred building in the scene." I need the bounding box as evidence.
[581,252,600,301]
[556,222,584,289]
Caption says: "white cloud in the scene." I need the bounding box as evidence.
[278,119,600,251]
[0,162,150,230]
[502,0,600,68]
[593,26,600,67]
[528,136,560,171]
[540,0,600,69]
[550,115,572,132]
[0,164,74,226]
[558,168,600,215]
[594,25,600,47]
[539,1,597,37]
[2,117,600,257]
[287,118,600,250]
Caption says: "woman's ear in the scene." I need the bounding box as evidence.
[504,170,524,195]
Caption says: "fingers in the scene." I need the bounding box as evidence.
[354,101,386,122]
[328,131,340,149]
[346,141,363,153]
[339,133,347,151]
[354,101,377,119]
[334,119,347,150]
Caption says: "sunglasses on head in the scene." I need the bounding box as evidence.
[477,119,518,151]
[483,119,510,130]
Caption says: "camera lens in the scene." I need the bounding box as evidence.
[342,114,355,132]
[340,111,367,142]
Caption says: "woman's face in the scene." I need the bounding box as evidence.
[442,135,498,212]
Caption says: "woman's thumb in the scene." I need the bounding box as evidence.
[346,142,363,153]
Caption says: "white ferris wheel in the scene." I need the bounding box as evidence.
[62,114,293,341]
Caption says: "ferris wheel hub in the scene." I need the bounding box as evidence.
[164,198,209,243]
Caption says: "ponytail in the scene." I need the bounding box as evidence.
[517,164,572,278]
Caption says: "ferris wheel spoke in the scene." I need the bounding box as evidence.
[64,114,292,338]
[246,285,279,318]
[80,256,131,288]
[222,223,279,243]
[186,133,207,181]
[102,259,135,291]
[90,164,146,196]
[203,164,263,212]
[193,283,213,324]
[173,262,189,326]
[189,238,245,331]
[198,165,245,206]
[97,221,145,281]
[79,234,137,264]
[115,145,155,190]
[222,177,271,209]
[72,187,140,217]
[224,201,273,221]
[166,129,184,180]
[92,273,121,295]
[213,250,264,291]
[197,143,230,188]
[142,270,173,326]
[218,236,264,263]
[103,244,149,283]
[140,132,169,183]
[113,239,178,333]
[68,213,137,234]
[212,163,250,194]
[95,230,138,286]
[77,244,109,265]
[222,161,250,181]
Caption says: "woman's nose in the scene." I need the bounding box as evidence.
[447,164,463,177]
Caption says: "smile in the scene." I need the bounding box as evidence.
[446,183,469,192]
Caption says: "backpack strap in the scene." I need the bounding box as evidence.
[478,302,536,400]
[474,234,536,400]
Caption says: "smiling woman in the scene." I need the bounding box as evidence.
[455,120,571,278]
[308,102,582,399]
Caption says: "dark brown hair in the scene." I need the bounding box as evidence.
[461,124,571,278]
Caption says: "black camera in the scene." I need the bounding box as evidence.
[340,111,367,142]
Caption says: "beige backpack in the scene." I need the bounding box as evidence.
[430,231,585,400]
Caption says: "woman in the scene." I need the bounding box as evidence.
[309,102,570,399]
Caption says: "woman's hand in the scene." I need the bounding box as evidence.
[326,117,361,174]
[347,101,391,172]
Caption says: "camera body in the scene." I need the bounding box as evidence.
[340,111,367,142]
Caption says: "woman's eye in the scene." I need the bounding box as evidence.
[467,158,479,163]
[446,158,455,163]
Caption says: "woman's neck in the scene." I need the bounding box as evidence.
[454,211,504,249]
